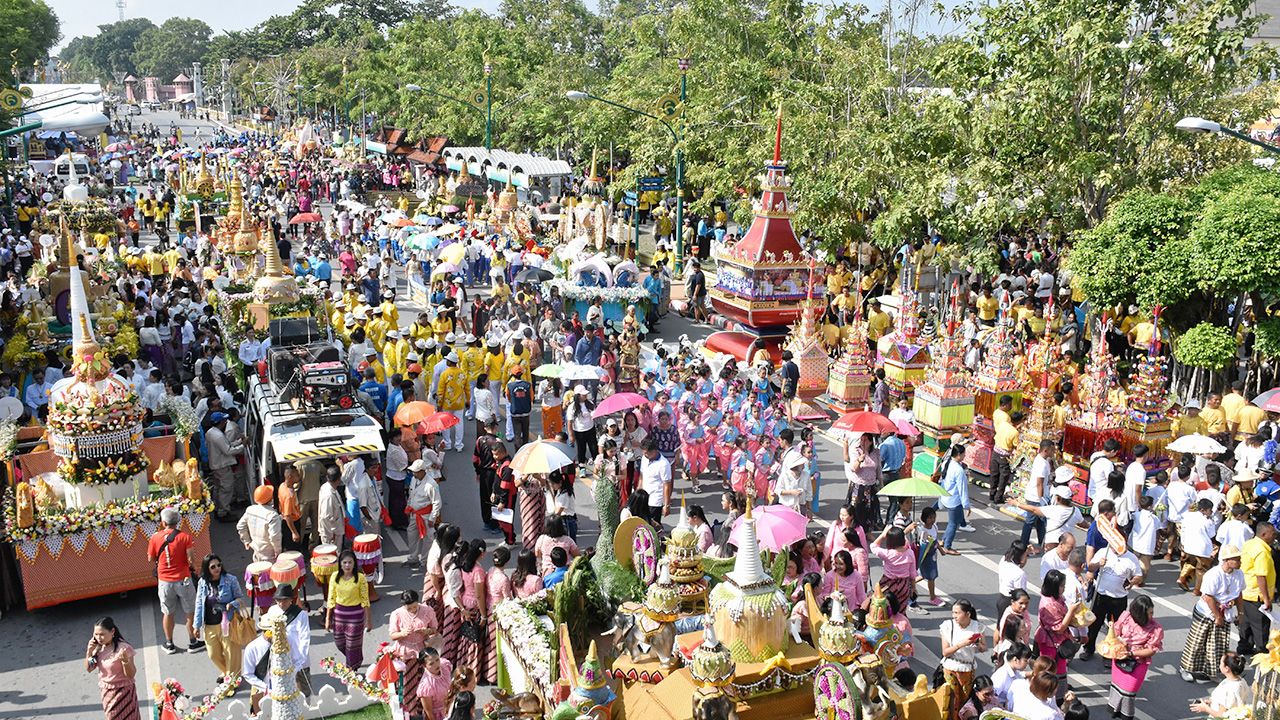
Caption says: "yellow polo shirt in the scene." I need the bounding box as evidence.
[1201,406,1228,435]
[867,310,892,341]
[1241,537,1276,603]
[1222,393,1247,425]
[977,295,998,322]
[1237,405,1267,438]
[995,424,1019,454]
[993,408,1012,429]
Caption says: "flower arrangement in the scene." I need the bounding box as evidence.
[319,656,391,702]
[1,333,47,372]
[47,397,145,435]
[58,453,150,486]
[0,421,17,461]
[218,286,328,365]
[545,278,649,305]
[181,674,239,720]
[494,598,553,692]
[1,485,213,543]
[159,397,200,441]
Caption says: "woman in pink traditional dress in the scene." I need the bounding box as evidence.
[679,404,710,490]
[422,524,460,624]
[518,474,546,552]
[415,647,453,720]
[389,590,439,718]
[534,516,579,576]
[728,436,754,497]
[456,541,489,678]
[439,541,466,665]
[485,547,515,684]
[1108,596,1164,720]
[511,548,544,600]
[86,617,140,720]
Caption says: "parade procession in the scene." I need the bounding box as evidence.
[8,0,1280,719]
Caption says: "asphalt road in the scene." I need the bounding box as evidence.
[0,107,1212,720]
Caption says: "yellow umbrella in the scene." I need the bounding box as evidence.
[510,439,574,475]
[439,243,466,265]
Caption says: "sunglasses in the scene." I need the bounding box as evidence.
[209,563,222,569]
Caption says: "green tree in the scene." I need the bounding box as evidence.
[0,0,59,80]
[133,18,212,81]
[84,18,155,79]
[934,0,1279,231]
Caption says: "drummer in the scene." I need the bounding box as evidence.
[236,485,283,564]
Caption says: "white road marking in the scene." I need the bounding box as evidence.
[138,594,161,717]
[386,528,409,553]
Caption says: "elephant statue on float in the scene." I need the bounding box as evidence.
[604,608,679,668]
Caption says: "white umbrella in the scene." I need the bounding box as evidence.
[559,364,608,381]
[380,211,406,223]
[1167,433,1227,455]
[570,253,614,286]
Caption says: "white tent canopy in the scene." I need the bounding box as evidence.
[23,83,108,136]
[441,146,571,188]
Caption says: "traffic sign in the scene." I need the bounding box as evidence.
[623,190,638,207]
[639,176,666,191]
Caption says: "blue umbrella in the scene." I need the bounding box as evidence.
[422,216,444,226]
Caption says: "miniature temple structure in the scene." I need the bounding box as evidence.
[1006,335,1064,505]
[964,313,1023,477]
[910,287,974,481]
[1122,309,1173,473]
[667,502,710,615]
[1062,316,1125,507]
[818,315,874,414]
[708,109,816,337]
[878,268,931,402]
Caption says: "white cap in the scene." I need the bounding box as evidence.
[408,459,427,473]
[425,338,437,348]
[446,351,459,362]
[606,418,619,427]
[387,330,401,339]
[406,352,420,362]
[574,385,588,395]
[1053,465,1075,485]
[1052,486,1072,500]
[445,332,456,343]
[464,333,476,343]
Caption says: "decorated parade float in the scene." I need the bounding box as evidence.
[1122,320,1174,474]
[877,270,931,403]
[1002,326,1065,511]
[964,314,1023,478]
[910,290,974,481]
[706,111,820,361]
[1,265,207,609]
[818,316,875,414]
[1062,317,1125,508]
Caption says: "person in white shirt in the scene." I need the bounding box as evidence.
[992,645,1034,707]
[1016,440,1056,552]
[384,433,409,528]
[317,467,345,546]
[1015,485,1082,553]
[472,374,500,431]
[236,484,283,564]
[1216,505,1254,552]
[1087,441,1120,504]
[997,541,1030,621]
[1178,498,1219,593]
[1166,465,1199,558]
[1082,545,1143,659]
[1038,531,1076,581]
[1128,495,1159,577]
[639,439,672,521]
[1197,465,1228,523]
[1190,652,1252,716]
[404,459,442,568]
[1181,546,1245,682]
[774,445,809,512]
[1119,444,1151,530]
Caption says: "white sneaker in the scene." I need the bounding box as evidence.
[958,525,976,533]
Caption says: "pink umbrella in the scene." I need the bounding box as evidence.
[832,410,898,435]
[442,204,460,213]
[417,411,460,435]
[894,419,921,437]
[591,392,650,419]
[1257,390,1280,413]
[729,504,810,552]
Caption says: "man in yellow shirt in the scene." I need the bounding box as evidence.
[1236,402,1268,440]
[1128,318,1157,354]
[976,287,999,325]
[866,300,892,342]
[993,395,1015,429]
[365,308,389,351]
[826,260,852,297]
[1173,400,1206,438]
[484,338,507,389]
[990,411,1023,503]
[383,330,409,379]
[437,353,469,451]
[379,289,400,328]
[1201,393,1228,437]
[145,249,166,280]
[1222,382,1248,434]
[1240,526,1277,655]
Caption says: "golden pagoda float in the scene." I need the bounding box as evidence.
[1062,316,1125,510]
[783,287,834,422]
[2,265,211,609]
[1121,308,1173,473]
[878,269,931,403]
[1003,331,1065,514]
[964,312,1023,479]
[910,289,974,481]
[818,314,874,414]
[706,109,819,363]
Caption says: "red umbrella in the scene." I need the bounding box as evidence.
[418,411,460,435]
[832,410,898,435]
[390,217,416,228]
[289,212,323,224]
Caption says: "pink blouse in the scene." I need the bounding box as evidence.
[95,641,136,690]
[820,570,868,609]
[514,574,544,599]
[534,535,579,576]
[872,545,917,579]
[389,605,438,657]
[415,657,454,720]
[1112,611,1164,654]
[1035,596,1071,648]
[487,567,514,607]
[461,566,488,611]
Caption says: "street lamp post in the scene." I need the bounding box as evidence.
[403,64,496,151]
[567,57,689,272]
[1176,116,1280,155]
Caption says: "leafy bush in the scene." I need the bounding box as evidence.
[1174,322,1237,370]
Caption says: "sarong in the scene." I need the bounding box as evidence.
[1108,659,1150,720]
[332,603,366,669]
[441,604,462,666]
[519,484,545,551]
[101,683,141,720]
[1180,612,1230,677]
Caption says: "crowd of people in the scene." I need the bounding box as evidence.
[0,103,1269,720]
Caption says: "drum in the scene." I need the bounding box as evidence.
[311,555,338,592]
[270,559,302,587]
[312,544,339,561]
[245,560,275,610]
[352,533,383,583]
[279,551,306,580]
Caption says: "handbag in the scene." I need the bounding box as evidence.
[459,619,481,643]
[1056,639,1081,660]
[1114,657,1138,673]
[229,611,257,647]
